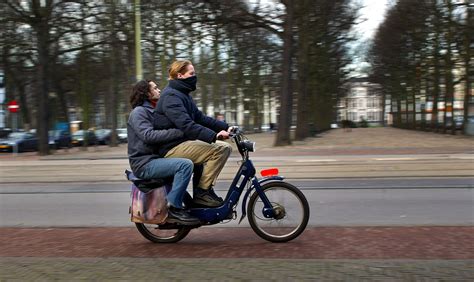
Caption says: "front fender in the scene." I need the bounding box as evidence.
[239,176,285,224]
[258,176,285,186]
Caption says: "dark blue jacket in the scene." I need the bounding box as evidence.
[154,79,228,156]
[127,100,184,175]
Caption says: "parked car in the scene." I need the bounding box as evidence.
[49,130,72,149]
[71,130,98,146]
[94,129,119,145]
[0,128,12,138]
[453,116,464,129]
[445,116,464,130]
[0,132,38,152]
[117,128,127,143]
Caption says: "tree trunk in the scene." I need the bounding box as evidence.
[52,72,70,124]
[411,79,417,129]
[78,3,91,149]
[295,0,309,140]
[444,0,455,134]
[275,0,294,146]
[381,90,387,127]
[198,29,208,113]
[109,1,118,146]
[431,8,441,132]
[35,20,50,155]
[462,3,472,135]
[396,86,402,127]
[212,25,221,116]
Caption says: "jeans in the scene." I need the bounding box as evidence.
[138,158,193,208]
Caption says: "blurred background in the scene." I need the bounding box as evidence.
[0,0,472,155]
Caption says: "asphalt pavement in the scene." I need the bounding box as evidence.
[0,127,473,183]
[0,127,473,281]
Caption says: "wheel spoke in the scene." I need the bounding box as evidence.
[247,182,309,242]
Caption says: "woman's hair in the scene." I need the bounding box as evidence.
[168,60,192,80]
[130,79,153,108]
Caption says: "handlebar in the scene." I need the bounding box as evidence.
[229,126,240,136]
[228,127,256,158]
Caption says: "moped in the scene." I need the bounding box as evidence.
[126,129,310,243]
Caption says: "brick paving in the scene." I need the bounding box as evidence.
[0,226,473,281]
[1,227,473,259]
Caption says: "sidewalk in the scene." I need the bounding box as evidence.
[0,127,473,161]
[1,127,473,183]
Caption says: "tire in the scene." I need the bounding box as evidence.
[135,223,191,243]
[247,181,310,243]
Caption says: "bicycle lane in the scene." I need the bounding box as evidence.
[1,226,473,280]
[1,226,472,259]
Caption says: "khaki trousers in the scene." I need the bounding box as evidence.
[164,140,232,189]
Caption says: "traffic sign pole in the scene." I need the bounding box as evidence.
[12,112,17,131]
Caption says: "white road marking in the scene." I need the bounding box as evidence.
[373,158,417,161]
[295,159,338,162]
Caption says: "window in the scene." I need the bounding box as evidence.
[367,98,374,108]
[348,112,358,121]
[367,112,375,121]
[350,99,357,108]
[357,88,367,96]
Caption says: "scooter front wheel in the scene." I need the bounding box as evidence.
[135,223,191,243]
[247,181,310,243]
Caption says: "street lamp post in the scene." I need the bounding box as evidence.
[134,0,143,81]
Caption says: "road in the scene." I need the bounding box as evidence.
[1,153,473,183]
[1,177,472,227]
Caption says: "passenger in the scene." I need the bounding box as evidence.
[154,60,233,207]
[127,79,199,225]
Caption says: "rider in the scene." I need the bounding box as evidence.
[127,79,199,225]
[154,60,233,207]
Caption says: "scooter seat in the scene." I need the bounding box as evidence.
[125,169,169,192]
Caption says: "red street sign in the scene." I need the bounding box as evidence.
[7,100,19,113]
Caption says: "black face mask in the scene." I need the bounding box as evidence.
[180,75,197,91]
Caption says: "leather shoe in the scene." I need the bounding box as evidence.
[208,187,223,202]
[193,187,223,207]
[166,206,200,225]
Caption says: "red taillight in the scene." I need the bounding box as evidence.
[260,168,279,177]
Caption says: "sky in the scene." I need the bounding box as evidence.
[251,0,392,77]
[356,0,390,40]
[348,0,391,76]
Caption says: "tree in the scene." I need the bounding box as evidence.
[369,0,471,135]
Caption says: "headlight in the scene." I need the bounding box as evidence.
[240,140,256,152]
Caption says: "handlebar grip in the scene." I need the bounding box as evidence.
[230,126,239,134]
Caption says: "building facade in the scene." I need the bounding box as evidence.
[337,78,384,126]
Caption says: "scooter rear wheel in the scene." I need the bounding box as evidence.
[135,223,190,243]
[247,181,310,243]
